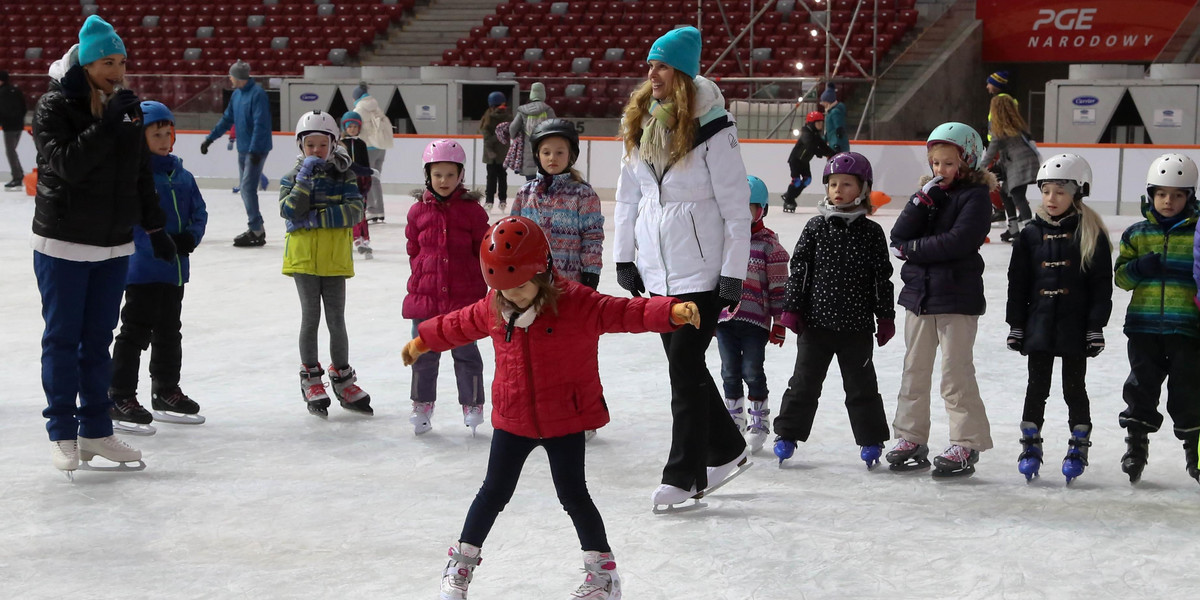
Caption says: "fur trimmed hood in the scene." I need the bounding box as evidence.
[919,169,999,191]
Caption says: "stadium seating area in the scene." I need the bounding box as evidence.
[435,0,917,117]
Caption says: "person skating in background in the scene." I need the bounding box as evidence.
[108,101,208,436]
[981,95,1040,242]
[508,81,555,182]
[402,216,701,600]
[780,111,834,213]
[33,15,176,476]
[479,90,511,212]
[1115,153,1200,485]
[772,153,894,468]
[887,122,994,478]
[403,139,490,435]
[340,110,374,260]
[1006,153,1112,484]
[818,83,848,154]
[717,175,790,455]
[351,82,394,223]
[279,111,371,418]
[0,70,27,190]
[200,59,272,247]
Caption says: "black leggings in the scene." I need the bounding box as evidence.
[1022,352,1090,431]
[485,163,507,204]
[1002,183,1032,222]
[459,428,609,552]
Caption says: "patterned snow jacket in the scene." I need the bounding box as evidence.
[402,185,490,320]
[719,223,789,330]
[127,154,208,286]
[279,148,363,277]
[1114,201,1200,338]
[510,172,604,283]
[784,202,894,332]
[1006,208,1112,356]
[418,280,680,439]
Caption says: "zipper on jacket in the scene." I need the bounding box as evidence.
[688,213,705,259]
[1159,228,1170,333]
[170,174,183,285]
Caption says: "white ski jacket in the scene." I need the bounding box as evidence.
[352,94,394,150]
[613,77,750,296]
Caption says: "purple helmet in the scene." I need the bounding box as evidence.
[822,151,873,186]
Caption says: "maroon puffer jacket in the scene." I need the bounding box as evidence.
[418,280,680,439]
[402,186,490,320]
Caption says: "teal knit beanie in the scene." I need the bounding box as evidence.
[648,26,701,79]
[78,15,126,66]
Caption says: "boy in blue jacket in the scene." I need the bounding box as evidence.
[108,101,208,434]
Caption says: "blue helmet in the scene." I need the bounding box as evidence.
[140,100,173,127]
[487,91,506,107]
[747,175,768,207]
[340,110,363,130]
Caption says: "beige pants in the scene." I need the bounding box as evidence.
[892,311,993,451]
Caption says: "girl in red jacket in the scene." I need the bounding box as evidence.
[402,139,491,435]
[402,216,699,600]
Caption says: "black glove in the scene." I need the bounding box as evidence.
[171,232,196,256]
[615,262,644,296]
[148,229,177,263]
[1006,327,1023,352]
[249,153,264,166]
[579,271,600,290]
[1086,330,1105,357]
[102,89,141,126]
[1126,252,1162,280]
[200,139,212,155]
[716,276,743,309]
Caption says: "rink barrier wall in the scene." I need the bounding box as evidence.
[11,130,1199,216]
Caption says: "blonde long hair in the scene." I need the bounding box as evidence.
[1075,202,1110,273]
[620,72,696,166]
[989,95,1028,139]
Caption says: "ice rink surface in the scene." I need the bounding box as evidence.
[3,186,1198,599]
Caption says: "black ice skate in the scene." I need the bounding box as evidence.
[1185,438,1200,485]
[886,439,930,472]
[932,445,979,478]
[300,364,332,418]
[782,195,797,213]
[109,395,156,436]
[1121,433,1149,484]
[328,365,373,415]
[151,387,206,425]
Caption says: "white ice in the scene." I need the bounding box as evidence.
[2,187,1197,600]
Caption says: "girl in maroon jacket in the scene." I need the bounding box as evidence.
[402,139,491,435]
[402,216,699,600]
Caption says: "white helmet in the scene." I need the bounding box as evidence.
[295,110,340,149]
[1146,153,1198,199]
[1036,153,1092,198]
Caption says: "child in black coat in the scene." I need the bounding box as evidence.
[781,111,834,213]
[1006,153,1112,484]
[341,111,374,259]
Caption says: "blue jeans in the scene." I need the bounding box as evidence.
[238,151,267,231]
[34,251,129,441]
[716,319,770,400]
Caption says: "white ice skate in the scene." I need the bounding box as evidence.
[50,440,79,480]
[411,401,435,435]
[78,435,146,472]
[651,483,703,514]
[700,448,753,498]
[355,238,373,260]
[745,400,770,454]
[462,404,484,436]
[724,397,746,433]
[439,542,481,600]
[570,551,622,599]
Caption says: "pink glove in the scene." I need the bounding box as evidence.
[780,311,805,336]
[875,318,895,347]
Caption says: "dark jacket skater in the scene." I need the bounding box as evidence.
[781,121,834,206]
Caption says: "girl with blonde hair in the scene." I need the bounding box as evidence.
[981,95,1041,242]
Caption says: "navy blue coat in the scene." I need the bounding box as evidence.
[204,78,272,155]
[127,154,207,286]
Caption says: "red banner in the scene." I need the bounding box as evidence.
[977,0,1193,63]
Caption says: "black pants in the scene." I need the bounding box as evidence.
[773,328,888,445]
[1022,352,1090,430]
[1121,333,1200,439]
[484,163,507,204]
[1001,183,1032,222]
[658,290,747,491]
[460,428,608,552]
[781,163,813,203]
[110,283,185,397]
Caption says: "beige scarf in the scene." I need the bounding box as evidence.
[640,99,677,170]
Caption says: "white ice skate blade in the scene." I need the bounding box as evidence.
[152,410,206,425]
[652,498,707,514]
[696,461,753,499]
[79,459,146,472]
[112,420,157,436]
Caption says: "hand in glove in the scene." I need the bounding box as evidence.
[226,137,235,151]
[200,139,212,155]
[911,175,946,208]
[296,155,325,185]
[780,311,805,336]
[1125,252,1162,280]
[1086,330,1105,357]
[890,244,907,260]
[669,301,701,329]
[1006,327,1024,352]
[615,262,644,297]
[147,228,177,263]
[716,276,743,309]
[769,323,787,346]
[401,337,430,366]
[875,318,895,347]
[579,272,600,290]
[170,232,196,256]
[103,89,141,126]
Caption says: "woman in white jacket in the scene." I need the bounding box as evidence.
[613,26,752,510]
[351,83,394,222]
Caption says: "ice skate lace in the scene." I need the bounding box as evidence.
[940,445,972,463]
[747,407,770,432]
[892,439,920,453]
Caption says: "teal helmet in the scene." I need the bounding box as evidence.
[747,175,768,207]
[927,122,983,170]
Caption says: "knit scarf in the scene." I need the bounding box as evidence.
[640,99,677,170]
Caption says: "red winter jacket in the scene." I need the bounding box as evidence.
[418,280,680,439]
[402,186,491,320]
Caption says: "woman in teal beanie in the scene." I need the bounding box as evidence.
[613,25,753,512]
[819,82,849,153]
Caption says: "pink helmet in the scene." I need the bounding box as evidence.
[423,139,466,166]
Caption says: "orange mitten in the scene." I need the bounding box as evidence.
[670,302,701,328]
[402,337,430,366]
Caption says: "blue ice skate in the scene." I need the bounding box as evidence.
[1017,421,1043,482]
[773,437,796,465]
[860,443,884,469]
[1061,424,1092,484]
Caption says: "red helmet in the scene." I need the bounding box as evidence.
[805,111,824,124]
[480,216,551,289]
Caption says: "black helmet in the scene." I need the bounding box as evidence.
[530,118,580,163]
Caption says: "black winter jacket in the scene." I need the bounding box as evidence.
[32,64,163,248]
[787,123,833,178]
[890,176,993,316]
[1006,210,1113,355]
[784,207,895,332]
[0,83,26,131]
